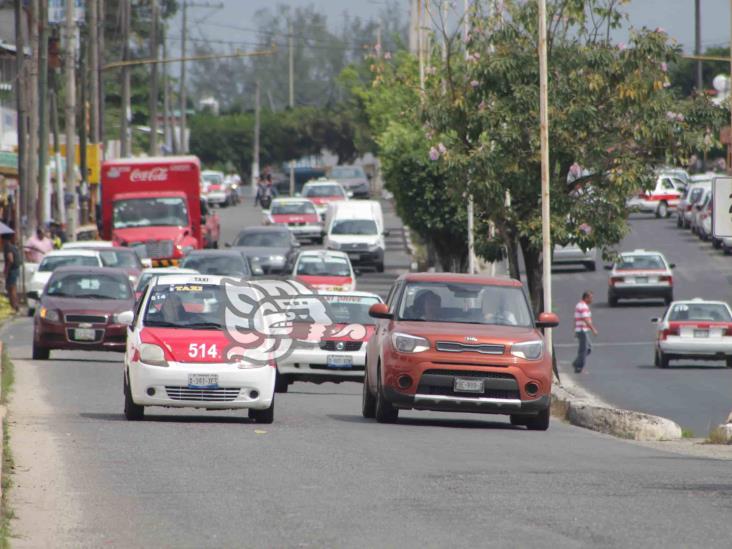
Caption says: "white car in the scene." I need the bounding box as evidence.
[301,180,349,218]
[201,170,229,206]
[607,249,674,306]
[653,299,732,368]
[62,240,114,250]
[292,250,357,292]
[27,250,103,315]
[274,291,383,392]
[553,243,597,271]
[676,177,712,228]
[124,274,276,422]
[627,173,685,218]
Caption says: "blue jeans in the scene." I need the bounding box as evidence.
[573,331,592,372]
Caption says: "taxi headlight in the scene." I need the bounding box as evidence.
[511,340,544,360]
[392,332,430,353]
[139,343,168,367]
[39,307,60,322]
[113,310,134,325]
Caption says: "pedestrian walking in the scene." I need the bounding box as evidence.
[24,227,53,263]
[573,290,598,373]
[3,233,20,313]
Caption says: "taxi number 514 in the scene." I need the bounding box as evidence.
[188,343,218,359]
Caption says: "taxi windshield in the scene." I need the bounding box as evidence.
[144,284,226,329]
[668,303,732,322]
[296,256,350,277]
[398,282,533,327]
[272,202,317,215]
[616,255,665,270]
[322,295,380,324]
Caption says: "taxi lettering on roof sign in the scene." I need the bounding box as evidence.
[171,284,203,292]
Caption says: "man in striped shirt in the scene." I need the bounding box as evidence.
[573,291,598,373]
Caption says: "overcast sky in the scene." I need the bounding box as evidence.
[172,1,731,54]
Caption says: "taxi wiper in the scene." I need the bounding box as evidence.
[81,293,115,299]
[144,320,182,328]
[183,321,223,330]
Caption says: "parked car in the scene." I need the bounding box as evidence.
[123,274,276,422]
[653,299,732,368]
[553,243,597,271]
[264,198,323,243]
[230,226,300,274]
[676,177,712,228]
[292,250,357,292]
[274,291,383,392]
[27,250,103,315]
[362,272,559,429]
[627,173,685,218]
[301,180,348,218]
[32,267,135,359]
[330,165,371,199]
[606,249,675,306]
[180,250,254,278]
[689,188,711,235]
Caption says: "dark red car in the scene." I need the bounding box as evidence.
[362,273,559,430]
[32,267,136,360]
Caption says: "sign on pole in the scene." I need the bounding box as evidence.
[712,176,732,238]
[48,0,85,24]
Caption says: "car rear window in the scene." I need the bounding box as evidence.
[99,250,142,269]
[668,303,732,322]
[272,202,317,215]
[304,185,343,197]
[296,256,350,277]
[235,231,290,247]
[616,255,665,270]
[181,254,249,277]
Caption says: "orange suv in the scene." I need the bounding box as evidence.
[362,273,559,430]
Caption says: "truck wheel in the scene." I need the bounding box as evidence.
[525,407,550,431]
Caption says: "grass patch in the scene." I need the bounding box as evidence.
[0,347,15,547]
[0,298,14,326]
[706,425,732,445]
[681,428,695,439]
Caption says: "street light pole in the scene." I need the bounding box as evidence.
[64,0,78,240]
[538,0,552,344]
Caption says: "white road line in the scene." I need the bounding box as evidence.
[553,341,653,348]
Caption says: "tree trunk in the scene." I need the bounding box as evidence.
[498,224,521,281]
[520,236,544,316]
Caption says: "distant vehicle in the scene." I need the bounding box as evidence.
[199,198,221,249]
[230,226,300,274]
[74,224,100,241]
[689,188,711,235]
[653,299,732,368]
[292,250,356,292]
[274,166,327,196]
[32,267,135,359]
[698,197,714,244]
[274,291,383,392]
[676,177,712,229]
[101,156,204,267]
[301,180,348,218]
[553,243,597,271]
[265,198,323,243]
[201,170,233,207]
[124,274,276,422]
[330,165,371,199]
[134,267,199,300]
[362,272,559,429]
[62,240,114,250]
[324,200,386,272]
[627,173,685,218]
[606,249,675,306]
[180,250,253,278]
[27,250,103,316]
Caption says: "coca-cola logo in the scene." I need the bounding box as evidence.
[130,167,169,182]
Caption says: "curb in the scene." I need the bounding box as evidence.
[551,375,683,441]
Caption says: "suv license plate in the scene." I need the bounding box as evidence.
[454,377,484,393]
[694,329,709,338]
[188,374,219,388]
[327,355,352,369]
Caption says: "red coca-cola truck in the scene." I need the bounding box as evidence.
[101,156,213,266]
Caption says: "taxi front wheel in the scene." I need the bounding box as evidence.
[124,376,145,421]
[249,396,274,424]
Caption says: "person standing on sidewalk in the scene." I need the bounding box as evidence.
[3,233,20,313]
[573,290,598,373]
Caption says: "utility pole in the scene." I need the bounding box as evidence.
[417,0,424,89]
[288,18,295,196]
[463,0,475,274]
[14,0,26,232]
[65,0,78,240]
[149,0,160,155]
[162,27,173,153]
[252,80,260,186]
[27,0,39,230]
[98,0,105,155]
[538,0,552,340]
[179,1,188,154]
[695,0,702,91]
[39,0,50,225]
[89,0,99,144]
[50,77,65,225]
[120,0,131,156]
[79,33,88,224]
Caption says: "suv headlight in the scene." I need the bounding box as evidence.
[391,332,430,353]
[39,307,59,322]
[511,340,544,360]
[139,343,168,367]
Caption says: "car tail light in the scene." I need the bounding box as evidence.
[725,324,732,336]
[660,325,679,340]
[609,276,622,286]
[660,275,672,285]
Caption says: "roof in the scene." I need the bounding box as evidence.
[44,249,101,258]
[184,249,245,258]
[317,290,383,301]
[298,250,349,258]
[141,267,199,274]
[149,274,246,287]
[102,155,199,167]
[622,249,665,256]
[272,197,312,204]
[672,299,729,305]
[399,272,524,287]
[62,241,114,249]
[238,225,290,233]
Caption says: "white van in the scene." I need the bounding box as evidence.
[324,201,387,272]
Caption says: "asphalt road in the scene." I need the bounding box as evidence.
[552,212,732,436]
[6,195,732,547]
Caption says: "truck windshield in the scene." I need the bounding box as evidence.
[113,197,189,229]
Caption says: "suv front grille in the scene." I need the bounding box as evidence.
[436,341,505,355]
[65,314,107,324]
[165,387,240,401]
[417,370,519,399]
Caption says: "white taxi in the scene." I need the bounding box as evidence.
[292,250,356,292]
[274,291,383,392]
[627,174,684,218]
[124,274,276,422]
[607,250,675,306]
[653,299,732,368]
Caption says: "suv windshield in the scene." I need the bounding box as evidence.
[39,255,99,272]
[113,197,189,229]
[331,219,377,236]
[235,231,289,247]
[99,250,142,269]
[272,202,317,215]
[304,185,343,198]
[181,254,250,277]
[46,273,131,299]
[296,256,351,277]
[616,254,665,270]
[668,303,732,322]
[144,284,226,329]
[398,282,533,327]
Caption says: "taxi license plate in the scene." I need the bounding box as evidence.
[74,328,96,341]
[635,276,648,284]
[326,355,352,369]
[454,377,484,393]
[188,374,219,388]
[694,329,709,338]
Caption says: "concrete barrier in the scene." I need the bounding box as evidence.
[552,376,683,442]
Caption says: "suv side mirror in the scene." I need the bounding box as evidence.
[536,312,559,328]
[369,303,393,319]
